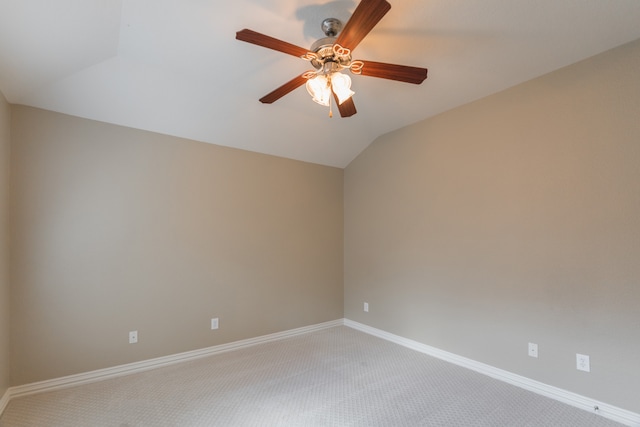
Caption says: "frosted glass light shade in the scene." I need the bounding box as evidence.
[306,75,331,106]
[330,73,354,105]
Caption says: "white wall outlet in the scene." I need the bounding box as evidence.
[129,330,138,344]
[528,342,538,358]
[211,318,219,330]
[576,353,590,372]
[363,302,369,312]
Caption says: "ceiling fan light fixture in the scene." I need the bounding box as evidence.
[306,71,354,108]
[306,74,331,106]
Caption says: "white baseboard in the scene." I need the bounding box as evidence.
[344,318,640,427]
[0,389,9,416]
[2,319,343,408]
[4,318,638,426]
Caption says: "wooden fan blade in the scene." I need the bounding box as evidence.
[335,0,391,50]
[259,74,308,104]
[358,60,428,84]
[334,94,357,118]
[236,29,309,58]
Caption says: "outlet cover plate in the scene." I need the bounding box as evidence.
[211,318,219,330]
[364,302,369,312]
[576,353,590,372]
[528,342,538,358]
[129,330,138,344]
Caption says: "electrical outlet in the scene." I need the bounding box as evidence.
[211,318,219,330]
[576,353,590,372]
[129,330,138,344]
[363,302,369,312]
[528,342,538,358]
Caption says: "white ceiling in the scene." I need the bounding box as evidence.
[1,1,640,168]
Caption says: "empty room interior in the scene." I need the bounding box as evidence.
[1,0,639,425]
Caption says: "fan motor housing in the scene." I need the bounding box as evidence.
[309,18,352,70]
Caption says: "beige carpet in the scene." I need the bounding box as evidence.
[0,326,624,426]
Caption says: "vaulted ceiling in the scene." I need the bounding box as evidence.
[2,1,640,167]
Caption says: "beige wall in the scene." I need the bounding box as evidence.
[345,39,640,412]
[10,107,344,385]
[0,92,10,397]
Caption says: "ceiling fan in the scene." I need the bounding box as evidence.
[236,0,428,118]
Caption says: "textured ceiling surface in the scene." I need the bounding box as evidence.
[2,0,640,167]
